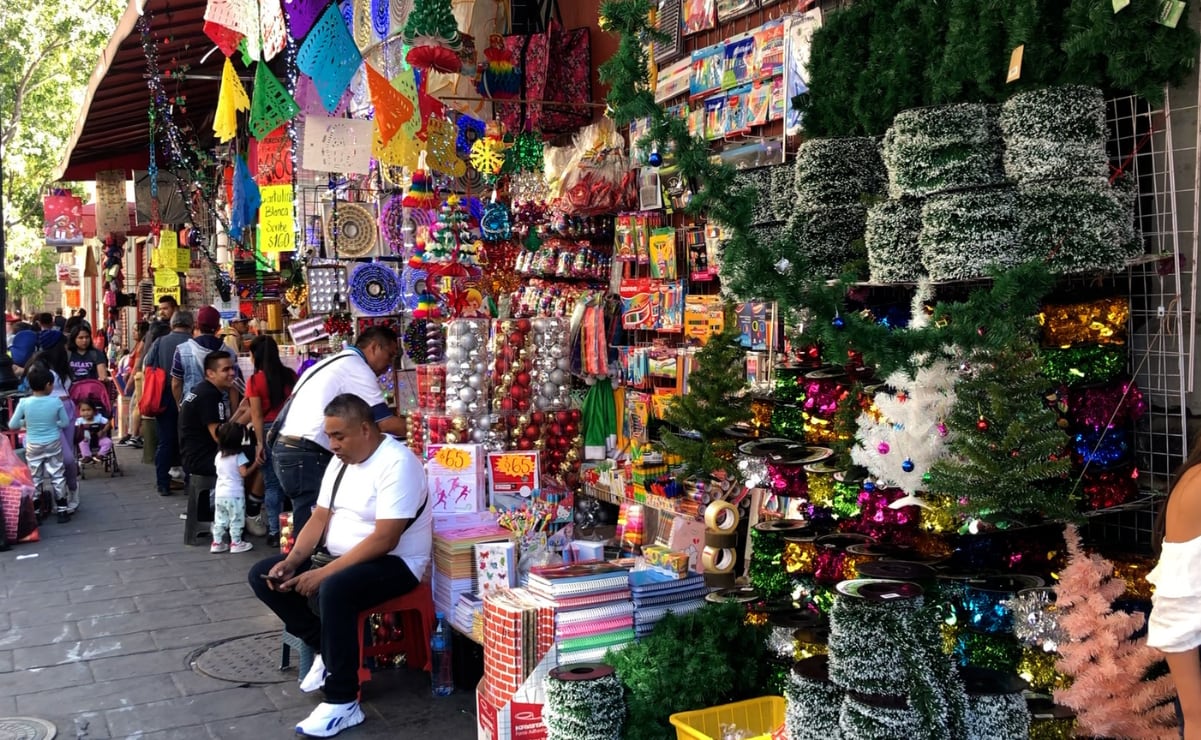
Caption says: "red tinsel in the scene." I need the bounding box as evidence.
[1081,466,1139,510]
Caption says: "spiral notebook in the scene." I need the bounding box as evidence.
[559,628,637,653]
[556,616,635,640]
[554,589,632,612]
[630,570,705,596]
[555,601,635,625]
[528,561,631,598]
[633,586,708,608]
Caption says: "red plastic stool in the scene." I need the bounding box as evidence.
[356,580,436,687]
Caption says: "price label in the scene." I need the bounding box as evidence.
[434,446,472,471]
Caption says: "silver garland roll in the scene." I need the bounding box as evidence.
[838,694,923,737]
[542,663,624,740]
[966,693,1030,740]
[828,593,924,695]
[787,656,844,740]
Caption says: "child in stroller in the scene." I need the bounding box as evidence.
[69,379,121,478]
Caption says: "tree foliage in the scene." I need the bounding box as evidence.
[0,0,122,305]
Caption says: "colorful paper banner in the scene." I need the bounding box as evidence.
[259,184,296,252]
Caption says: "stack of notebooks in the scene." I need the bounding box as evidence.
[482,588,556,705]
[527,561,634,663]
[453,593,483,641]
[630,569,708,638]
[432,522,510,617]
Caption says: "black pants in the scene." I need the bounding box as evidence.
[248,553,419,703]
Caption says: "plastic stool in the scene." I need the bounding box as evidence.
[356,580,436,687]
[183,476,214,546]
[280,630,315,677]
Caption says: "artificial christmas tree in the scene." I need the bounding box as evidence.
[660,313,753,483]
[402,0,463,72]
[852,356,958,508]
[927,338,1073,521]
[1054,524,1177,738]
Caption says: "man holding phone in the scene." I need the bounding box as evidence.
[247,393,430,738]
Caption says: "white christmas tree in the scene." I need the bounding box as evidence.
[851,356,958,508]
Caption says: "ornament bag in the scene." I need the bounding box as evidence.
[495,0,592,135]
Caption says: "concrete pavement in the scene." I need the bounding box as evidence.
[0,447,478,739]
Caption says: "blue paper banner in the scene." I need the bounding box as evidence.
[297,3,363,113]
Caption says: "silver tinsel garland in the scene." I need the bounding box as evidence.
[1001,86,1108,182]
[920,188,1020,281]
[882,104,1005,197]
[1017,178,1134,274]
[966,693,1030,740]
[795,137,887,207]
[783,206,868,278]
[1002,588,1067,653]
[786,661,844,740]
[866,197,926,284]
[542,665,625,740]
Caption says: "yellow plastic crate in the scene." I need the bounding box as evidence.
[669,696,787,740]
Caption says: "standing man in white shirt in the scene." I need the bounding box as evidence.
[248,393,430,738]
[270,326,404,533]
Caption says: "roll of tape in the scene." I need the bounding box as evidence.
[704,530,738,549]
[704,500,741,532]
[703,571,738,589]
[702,545,737,573]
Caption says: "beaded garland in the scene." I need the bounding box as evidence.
[541,664,625,740]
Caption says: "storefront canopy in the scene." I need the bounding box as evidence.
[54,0,228,182]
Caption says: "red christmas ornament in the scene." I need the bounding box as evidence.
[516,371,531,386]
[569,409,581,422]
[517,398,530,412]
[564,422,579,436]
[524,425,541,440]
[976,416,990,431]
[508,331,525,346]
[517,319,531,332]
[517,437,533,450]
[550,423,563,437]
[531,412,546,424]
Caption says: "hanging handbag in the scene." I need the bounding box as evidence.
[138,365,167,417]
[536,12,592,134]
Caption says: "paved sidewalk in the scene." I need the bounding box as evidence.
[0,447,477,739]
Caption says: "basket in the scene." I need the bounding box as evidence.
[669,696,787,740]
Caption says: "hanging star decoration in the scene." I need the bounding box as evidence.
[470,136,506,177]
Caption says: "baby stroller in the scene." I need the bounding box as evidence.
[68,379,122,478]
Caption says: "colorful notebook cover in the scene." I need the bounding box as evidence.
[475,541,516,597]
[559,628,637,653]
[633,587,708,609]
[556,616,635,640]
[555,601,635,625]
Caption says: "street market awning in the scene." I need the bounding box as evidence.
[54,0,226,182]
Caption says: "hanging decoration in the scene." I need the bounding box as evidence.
[256,0,289,61]
[425,118,467,177]
[214,58,250,143]
[401,0,463,72]
[297,3,365,113]
[380,194,408,254]
[282,0,327,39]
[228,156,261,241]
[477,33,522,99]
[455,115,486,155]
[324,202,378,258]
[370,0,390,38]
[348,262,403,316]
[203,0,255,56]
[302,116,375,174]
[248,61,300,140]
[470,136,507,178]
[365,62,416,145]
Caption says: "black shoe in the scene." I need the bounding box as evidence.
[57,510,71,523]
[267,533,280,548]
[157,487,172,496]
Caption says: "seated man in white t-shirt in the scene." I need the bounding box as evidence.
[248,393,430,738]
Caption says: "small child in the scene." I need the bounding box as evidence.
[212,421,258,554]
[10,369,71,522]
[75,398,112,464]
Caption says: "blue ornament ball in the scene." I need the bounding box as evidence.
[863,480,876,492]
[832,315,846,330]
[647,150,663,167]
[901,458,915,473]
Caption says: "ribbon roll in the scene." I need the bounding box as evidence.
[704,571,738,588]
[702,546,737,574]
[704,530,738,549]
[704,500,741,532]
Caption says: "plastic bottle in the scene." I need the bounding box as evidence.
[430,611,454,696]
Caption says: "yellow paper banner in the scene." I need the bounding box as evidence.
[214,58,251,143]
[259,184,295,252]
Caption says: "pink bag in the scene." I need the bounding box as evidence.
[0,434,37,542]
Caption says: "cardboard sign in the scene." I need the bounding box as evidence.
[252,125,294,185]
[259,184,295,252]
[487,452,539,497]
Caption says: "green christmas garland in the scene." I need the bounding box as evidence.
[1001,86,1108,182]
[882,104,1004,197]
[920,188,1020,281]
[794,138,887,208]
[1017,178,1134,274]
[966,693,1031,740]
[784,206,869,279]
[542,666,625,740]
[866,197,926,284]
[786,659,844,740]
[748,525,794,600]
[1041,344,1128,387]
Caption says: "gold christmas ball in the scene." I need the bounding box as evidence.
[452,417,468,431]
[446,432,459,443]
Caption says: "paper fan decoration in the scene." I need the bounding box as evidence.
[348,262,403,315]
[401,0,462,72]
[469,137,506,176]
[403,170,439,209]
[324,202,378,257]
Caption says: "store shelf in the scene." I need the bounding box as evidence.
[583,483,681,517]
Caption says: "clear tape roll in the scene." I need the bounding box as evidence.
[704,500,741,532]
[704,530,738,549]
[702,545,737,574]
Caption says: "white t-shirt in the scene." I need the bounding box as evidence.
[213,452,250,499]
[317,435,431,579]
[277,349,387,450]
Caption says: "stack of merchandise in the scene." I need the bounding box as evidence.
[432,519,510,617]
[527,561,634,663]
[455,539,518,639]
[453,592,483,640]
[482,588,557,706]
[629,568,707,638]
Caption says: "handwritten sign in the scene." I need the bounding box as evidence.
[487,451,540,497]
[259,184,295,253]
[253,125,293,185]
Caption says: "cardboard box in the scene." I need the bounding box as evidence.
[428,444,487,515]
[487,451,540,498]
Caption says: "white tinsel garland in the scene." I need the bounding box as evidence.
[828,594,926,695]
[786,664,845,740]
[866,197,926,284]
[783,206,868,278]
[795,137,887,207]
[735,166,779,227]
[920,188,1020,281]
[1001,86,1108,182]
[1017,178,1133,274]
[542,666,625,740]
[882,104,1004,197]
[839,694,925,737]
[966,693,1030,740]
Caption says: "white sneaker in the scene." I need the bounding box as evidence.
[299,654,327,693]
[229,540,253,554]
[243,514,268,537]
[210,541,229,554]
[294,701,364,738]
[169,467,185,481]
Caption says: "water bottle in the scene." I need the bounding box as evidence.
[430,611,454,696]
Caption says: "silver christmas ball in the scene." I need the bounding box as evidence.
[550,369,567,385]
[468,375,483,390]
[459,387,477,403]
[471,429,488,443]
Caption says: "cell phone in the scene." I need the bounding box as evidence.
[259,573,284,582]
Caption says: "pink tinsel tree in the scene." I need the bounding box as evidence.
[1054,524,1177,738]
